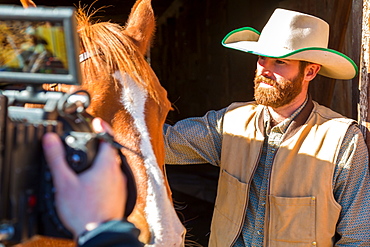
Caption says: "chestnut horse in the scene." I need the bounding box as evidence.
[19,0,186,246]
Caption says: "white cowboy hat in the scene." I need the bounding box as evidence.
[222,8,358,80]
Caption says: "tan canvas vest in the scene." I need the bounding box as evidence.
[209,100,354,247]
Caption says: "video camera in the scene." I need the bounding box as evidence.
[0,5,136,246]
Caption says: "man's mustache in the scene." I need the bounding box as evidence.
[254,75,278,87]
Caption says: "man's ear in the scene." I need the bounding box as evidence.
[305,64,321,81]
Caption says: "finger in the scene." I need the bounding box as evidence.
[90,118,121,171]
[91,141,120,171]
[42,133,76,187]
[92,117,113,135]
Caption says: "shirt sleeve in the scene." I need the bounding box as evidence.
[164,108,226,166]
[77,220,143,247]
[333,124,370,246]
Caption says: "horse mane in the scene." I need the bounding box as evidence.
[76,6,162,105]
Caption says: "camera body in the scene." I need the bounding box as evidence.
[0,88,99,245]
[0,5,100,245]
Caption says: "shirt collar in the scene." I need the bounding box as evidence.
[264,96,309,135]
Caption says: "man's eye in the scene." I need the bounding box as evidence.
[276,60,286,65]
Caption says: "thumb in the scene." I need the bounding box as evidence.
[42,132,76,187]
[92,117,114,135]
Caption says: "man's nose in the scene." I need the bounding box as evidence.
[257,60,274,79]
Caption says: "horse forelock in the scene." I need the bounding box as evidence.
[76,7,169,110]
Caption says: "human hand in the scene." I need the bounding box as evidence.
[42,118,127,238]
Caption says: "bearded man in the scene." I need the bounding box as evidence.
[163,8,370,246]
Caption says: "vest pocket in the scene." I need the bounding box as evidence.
[214,169,248,222]
[211,169,248,246]
[268,195,316,246]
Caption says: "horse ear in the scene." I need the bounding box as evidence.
[20,0,37,8]
[125,0,155,55]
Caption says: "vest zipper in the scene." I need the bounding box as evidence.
[264,144,280,247]
[230,143,264,246]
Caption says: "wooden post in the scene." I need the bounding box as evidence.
[359,0,370,148]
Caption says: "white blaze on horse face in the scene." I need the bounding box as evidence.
[113,71,185,247]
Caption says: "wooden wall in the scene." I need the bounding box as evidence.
[151,0,362,123]
[152,0,277,122]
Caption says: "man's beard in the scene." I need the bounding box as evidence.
[254,71,304,108]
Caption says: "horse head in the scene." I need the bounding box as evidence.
[75,1,186,245]
[21,0,186,246]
